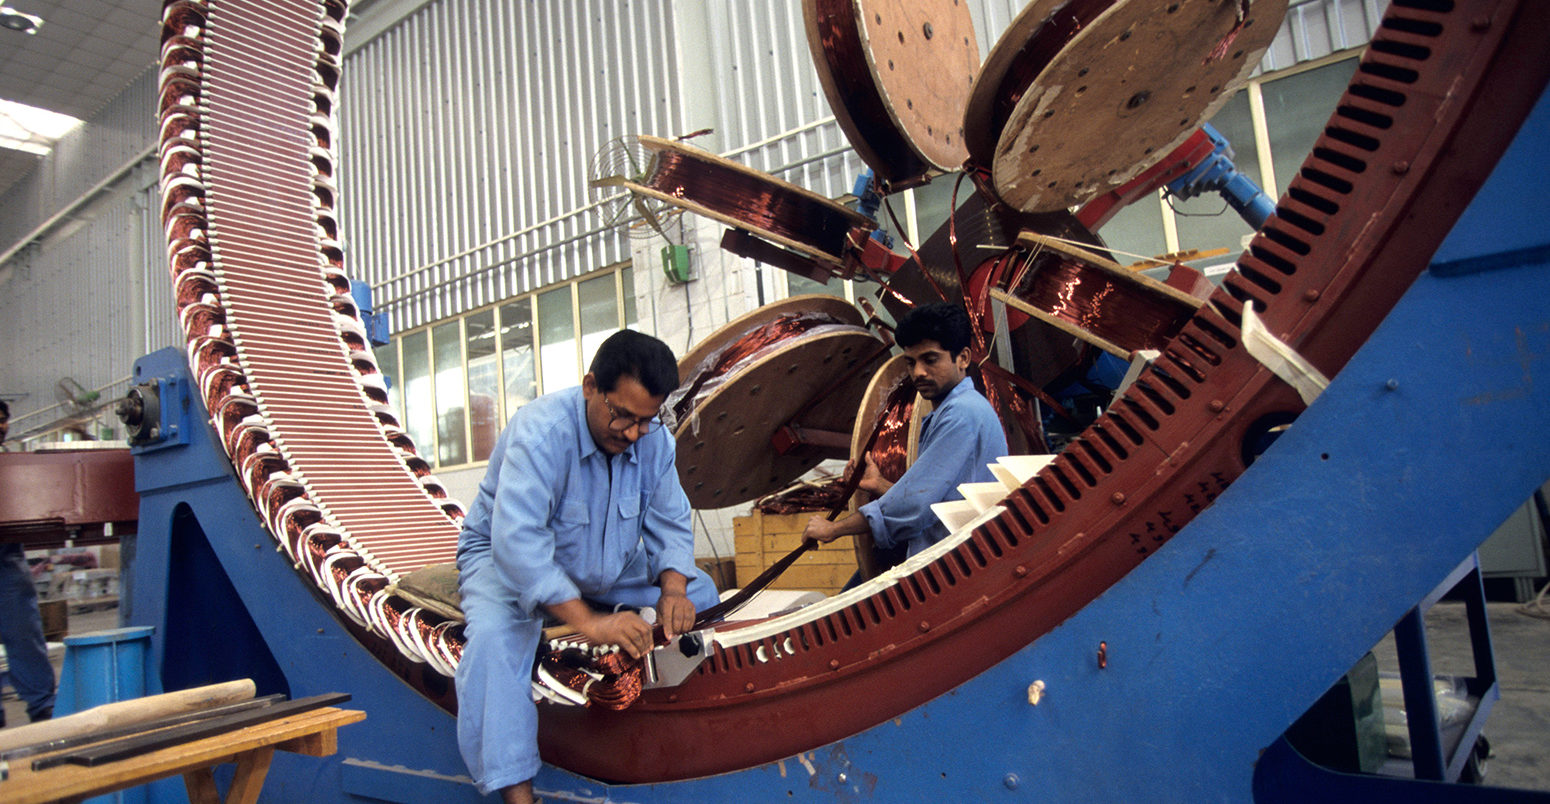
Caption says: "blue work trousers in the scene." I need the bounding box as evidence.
[0,544,56,720]
[454,551,718,795]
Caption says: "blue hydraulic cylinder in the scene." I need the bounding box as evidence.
[1166,122,1277,229]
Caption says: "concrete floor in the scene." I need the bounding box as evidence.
[1368,599,1550,794]
[4,600,1548,797]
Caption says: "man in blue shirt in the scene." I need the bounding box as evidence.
[455,330,719,804]
[804,303,1007,562]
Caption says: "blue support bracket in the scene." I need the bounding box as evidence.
[1165,122,1277,229]
[351,279,390,347]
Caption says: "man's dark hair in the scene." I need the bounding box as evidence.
[0,399,8,418]
[895,302,973,356]
[590,329,680,397]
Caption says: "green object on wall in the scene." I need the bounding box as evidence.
[661,244,692,284]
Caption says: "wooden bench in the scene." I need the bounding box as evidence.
[3,706,364,804]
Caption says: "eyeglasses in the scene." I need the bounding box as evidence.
[602,393,661,434]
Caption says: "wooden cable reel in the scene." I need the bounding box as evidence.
[802,0,980,190]
[964,0,1288,212]
[846,353,932,581]
[671,295,885,509]
[613,135,875,271]
[980,231,1205,362]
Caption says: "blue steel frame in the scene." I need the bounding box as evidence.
[124,89,1548,802]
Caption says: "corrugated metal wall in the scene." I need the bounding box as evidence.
[1263,0,1387,71]
[337,0,681,332]
[0,179,175,437]
[0,69,157,256]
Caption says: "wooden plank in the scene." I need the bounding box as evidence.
[226,746,275,804]
[183,767,221,804]
[274,727,335,757]
[3,708,365,804]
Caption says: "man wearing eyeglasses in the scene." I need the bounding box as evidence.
[454,329,719,804]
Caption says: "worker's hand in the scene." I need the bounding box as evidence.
[858,453,891,497]
[657,590,696,640]
[577,611,653,659]
[804,515,840,544]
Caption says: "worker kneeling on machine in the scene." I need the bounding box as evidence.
[805,303,1007,566]
[454,330,720,804]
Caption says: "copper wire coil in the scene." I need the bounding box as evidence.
[627,137,873,265]
[224,418,269,465]
[805,0,928,185]
[239,448,287,491]
[161,35,203,68]
[867,375,917,484]
[310,115,334,149]
[670,311,849,425]
[179,302,223,338]
[164,211,205,247]
[257,474,302,512]
[159,106,199,138]
[171,250,212,282]
[1001,251,1196,356]
[161,143,201,179]
[157,0,469,677]
[199,369,244,421]
[160,1,205,41]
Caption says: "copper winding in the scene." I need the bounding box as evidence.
[538,646,647,710]
[1002,250,1195,355]
[669,311,855,426]
[155,0,466,678]
[644,148,859,261]
[867,374,918,484]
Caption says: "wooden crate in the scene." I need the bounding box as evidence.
[733,512,858,596]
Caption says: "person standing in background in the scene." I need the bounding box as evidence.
[0,398,56,727]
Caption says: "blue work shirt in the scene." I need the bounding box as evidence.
[456,385,699,617]
[860,378,1007,557]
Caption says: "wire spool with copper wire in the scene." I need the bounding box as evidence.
[962,0,1287,213]
[667,295,887,509]
[612,135,876,274]
[844,353,934,580]
[802,0,980,191]
[983,230,1205,361]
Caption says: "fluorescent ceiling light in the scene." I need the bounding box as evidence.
[0,99,83,156]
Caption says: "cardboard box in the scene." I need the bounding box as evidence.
[733,511,858,596]
[695,557,736,591]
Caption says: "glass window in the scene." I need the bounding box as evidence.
[1263,58,1360,201]
[500,298,536,415]
[787,272,843,299]
[401,330,434,456]
[432,321,466,466]
[1095,192,1168,265]
[1171,91,1259,256]
[465,309,499,463]
[374,339,400,420]
[621,265,638,327]
[538,286,579,392]
[578,273,620,370]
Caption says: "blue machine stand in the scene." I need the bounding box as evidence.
[122,351,484,803]
[120,92,1548,802]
